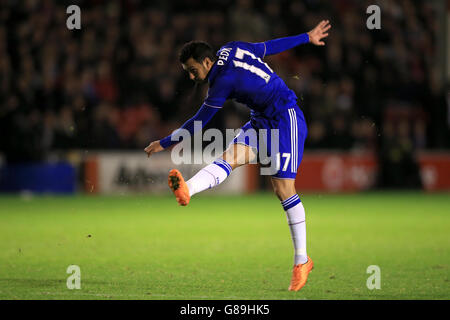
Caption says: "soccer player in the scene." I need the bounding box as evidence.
[145,20,331,291]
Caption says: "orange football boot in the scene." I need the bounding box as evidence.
[288,256,314,291]
[168,169,190,206]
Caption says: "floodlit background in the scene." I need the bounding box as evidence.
[0,0,449,193]
[0,0,449,300]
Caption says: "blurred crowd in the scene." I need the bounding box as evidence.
[0,0,448,164]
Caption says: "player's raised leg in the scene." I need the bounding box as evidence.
[168,143,257,206]
[271,178,313,291]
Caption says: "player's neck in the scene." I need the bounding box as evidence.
[205,60,218,82]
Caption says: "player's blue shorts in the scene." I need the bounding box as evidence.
[231,104,308,179]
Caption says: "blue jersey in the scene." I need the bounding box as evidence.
[205,41,298,119]
[159,33,310,149]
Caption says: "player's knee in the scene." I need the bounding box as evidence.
[222,153,240,170]
[272,179,296,201]
[274,188,295,201]
[222,144,255,170]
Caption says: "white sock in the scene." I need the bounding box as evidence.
[186,159,232,197]
[281,194,308,265]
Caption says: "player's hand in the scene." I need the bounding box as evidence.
[144,140,164,158]
[307,20,331,46]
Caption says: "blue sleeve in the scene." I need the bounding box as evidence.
[160,104,220,149]
[250,33,309,58]
[204,75,233,108]
[246,42,266,59]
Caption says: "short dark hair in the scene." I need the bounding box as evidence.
[179,41,216,64]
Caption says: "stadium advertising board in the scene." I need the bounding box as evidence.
[295,151,450,192]
[84,152,249,194]
[82,151,450,194]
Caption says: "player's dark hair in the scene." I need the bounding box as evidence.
[179,41,216,64]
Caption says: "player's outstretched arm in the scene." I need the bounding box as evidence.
[307,20,331,46]
[263,20,331,56]
[144,140,163,158]
[144,104,220,158]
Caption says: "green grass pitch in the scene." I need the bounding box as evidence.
[0,192,449,300]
